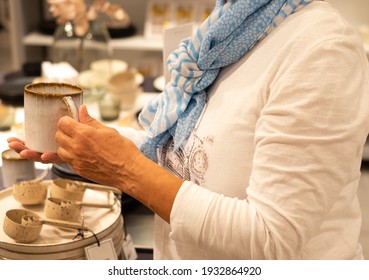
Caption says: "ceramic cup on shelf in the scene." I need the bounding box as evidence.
[24,82,83,153]
[1,149,36,190]
[108,70,142,111]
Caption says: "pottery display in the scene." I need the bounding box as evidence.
[0,180,124,259]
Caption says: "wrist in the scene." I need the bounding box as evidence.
[117,151,184,223]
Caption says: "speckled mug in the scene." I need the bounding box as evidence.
[1,149,36,189]
[24,83,83,153]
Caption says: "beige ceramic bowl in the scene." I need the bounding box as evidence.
[3,209,42,243]
[44,197,81,222]
[3,209,89,244]
[50,178,85,202]
[90,59,128,76]
[108,70,142,110]
[12,181,48,205]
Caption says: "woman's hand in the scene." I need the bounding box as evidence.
[7,137,64,163]
[56,105,183,222]
[55,105,143,188]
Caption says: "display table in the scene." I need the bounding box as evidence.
[0,92,156,259]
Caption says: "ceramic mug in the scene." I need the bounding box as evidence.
[24,82,83,153]
[1,149,36,189]
[108,70,141,110]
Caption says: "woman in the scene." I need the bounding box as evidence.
[9,0,369,259]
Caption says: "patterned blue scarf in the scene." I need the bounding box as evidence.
[139,0,312,162]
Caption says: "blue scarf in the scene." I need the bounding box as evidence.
[139,0,313,162]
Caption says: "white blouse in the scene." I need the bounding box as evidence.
[122,1,369,259]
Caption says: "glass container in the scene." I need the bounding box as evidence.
[52,20,112,72]
[51,20,112,103]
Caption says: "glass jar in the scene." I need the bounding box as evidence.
[52,20,112,72]
[51,20,112,103]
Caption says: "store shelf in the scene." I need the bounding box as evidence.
[23,31,163,52]
[22,31,53,46]
[111,36,162,51]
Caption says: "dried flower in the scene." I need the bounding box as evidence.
[47,0,130,36]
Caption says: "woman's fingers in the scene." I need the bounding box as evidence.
[55,127,73,149]
[40,152,64,163]
[8,141,27,154]
[57,106,104,139]
[78,105,104,129]
[57,116,78,138]
[7,137,64,164]
[19,149,43,162]
[7,137,25,145]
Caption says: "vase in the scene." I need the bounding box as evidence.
[52,20,112,72]
[51,20,112,103]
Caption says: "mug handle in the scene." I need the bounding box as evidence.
[62,96,79,121]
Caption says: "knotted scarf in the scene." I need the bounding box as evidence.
[139,0,313,162]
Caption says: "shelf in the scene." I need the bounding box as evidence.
[23,31,163,52]
[111,36,163,51]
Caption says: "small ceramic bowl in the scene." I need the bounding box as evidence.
[3,209,42,243]
[3,209,89,243]
[108,70,142,110]
[44,197,81,222]
[12,180,48,205]
[90,59,128,76]
[50,178,85,202]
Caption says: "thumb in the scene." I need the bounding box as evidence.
[79,105,103,129]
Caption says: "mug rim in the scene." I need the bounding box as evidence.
[1,149,29,161]
[24,82,83,97]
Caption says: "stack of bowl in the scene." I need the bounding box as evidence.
[0,180,124,260]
